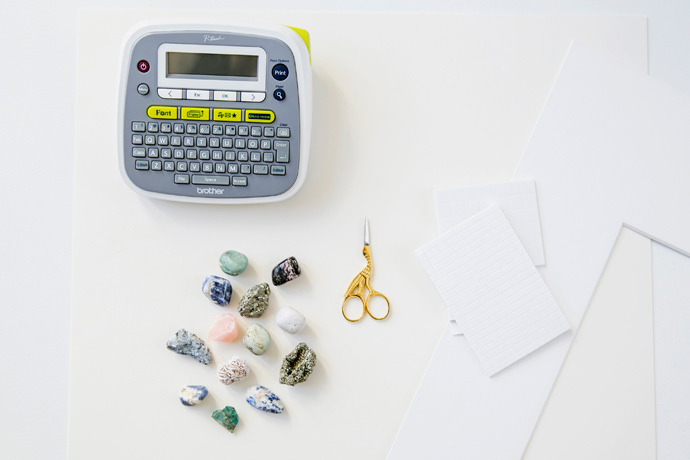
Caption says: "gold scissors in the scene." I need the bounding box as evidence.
[342,218,390,322]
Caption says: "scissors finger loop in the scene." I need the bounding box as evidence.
[364,291,390,320]
[342,294,367,322]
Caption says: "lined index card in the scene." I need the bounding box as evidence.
[416,204,570,376]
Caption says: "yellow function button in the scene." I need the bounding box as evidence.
[147,106,178,119]
[213,108,242,122]
[181,107,210,121]
[245,110,276,123]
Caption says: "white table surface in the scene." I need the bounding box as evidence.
[2,1,690,459]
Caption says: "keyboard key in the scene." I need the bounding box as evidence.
[161,149,173,159]
[248,139,259,149]
[270,165,286,175]
[157,135,169,146]
[148,148,159,158]
[144,135,156,145]
[187,90,210,101]
[238,126,249,136]
[176,161,188,172]
[209,137,220,148]
[222,138,233,148]
[235,139,246,149]
[251,126,262,137]
[186,124,198,134]
[160,122,172,133]
[189,162,200,172]
[173,123,185,134]
[132,147,146,158]
[224,151,236,161]
[147,122,159,133]
[250,151,261,162]
[135,160,149,170]
[186,149,197,160]
[232,176,248,186]
[212,125,223,135]
[275,140,290,163]
[174,174,190,184]
[132,121,146,132]
[253,164,269,175]
[260,139,272,150]
[227,163,238,173]
[202,162,213,173]
[164,161,175,171]
[276,127,291,138]
[263,127,275,137]
[263,152,274,162]
[238,151,249,162]
[132,134,143,145]
[240,164,251,174]
[215,163,226,173]
[212,150,223,161]
[225,126,236,136]
[199,124,210,135]
[151,160,162,171]
[199,150,210,160]
[183,137,195,147]
[173,149,185,159]
[170,136,182,146]
[192,175,230,185]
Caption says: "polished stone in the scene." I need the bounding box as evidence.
[202,275,233,306]
[271,257,301,286]
[179,385,208,406]
[243,324,271,356]
[219,250,248,276]
[276,306,306,334]
[245,386,284,414]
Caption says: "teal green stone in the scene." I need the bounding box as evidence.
[212,406,239,433]
[219,250,248,276]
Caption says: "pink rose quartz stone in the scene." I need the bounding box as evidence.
[208,312,240,342]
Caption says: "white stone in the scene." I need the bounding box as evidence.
[276,306,306,334]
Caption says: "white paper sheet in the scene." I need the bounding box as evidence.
[416,205,569,375]
[652,242,690,460]
[435,180,545,265]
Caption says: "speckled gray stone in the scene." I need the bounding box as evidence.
[166,329,212,365]
[238,283,271,318]
[279,342,317,386]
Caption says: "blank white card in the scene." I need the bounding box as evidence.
[416,204,570,375]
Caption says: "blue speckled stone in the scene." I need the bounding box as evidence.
[245,385,284,414]
[202,275,232,306]
[180,385,208,406]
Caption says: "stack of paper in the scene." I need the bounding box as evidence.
[416,183,569,376]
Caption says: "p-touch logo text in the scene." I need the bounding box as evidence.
[196,187,224,195]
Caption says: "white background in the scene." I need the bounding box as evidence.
[2,1,690,459]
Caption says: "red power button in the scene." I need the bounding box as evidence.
[137,60,150,72]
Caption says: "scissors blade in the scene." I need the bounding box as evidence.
[363,217,370,246]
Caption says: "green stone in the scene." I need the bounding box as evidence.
[219,250,248,276]
[212,406,239,433]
